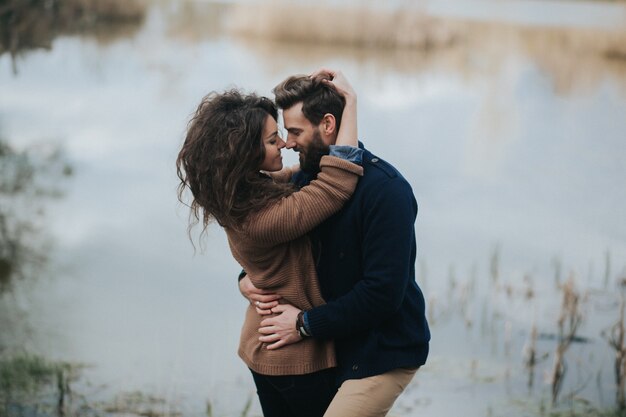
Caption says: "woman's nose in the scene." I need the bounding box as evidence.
[278,137,286,149]
[285,136,296,149]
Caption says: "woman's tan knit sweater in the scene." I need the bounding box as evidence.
[226,155,363,376]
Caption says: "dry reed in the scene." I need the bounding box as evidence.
[605,251,612,290]
[605,289,626,410]
[549,275,583,405]
[553,257,563,290]
[490,246,500,286]
[523,322,538,390]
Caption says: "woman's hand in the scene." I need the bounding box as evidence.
[310,68,356,104]
[310,67,358,148]
[239,275,281,315]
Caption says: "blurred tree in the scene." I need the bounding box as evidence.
[0,138,70,292]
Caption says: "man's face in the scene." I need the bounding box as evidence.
[282,102,331,174]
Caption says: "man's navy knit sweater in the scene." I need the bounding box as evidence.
[294,143,430,384]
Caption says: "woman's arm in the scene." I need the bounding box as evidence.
[318,69,358,149]
[244,69,361,245]
[245,155,362,245]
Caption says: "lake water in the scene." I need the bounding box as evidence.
[1,1,626,416]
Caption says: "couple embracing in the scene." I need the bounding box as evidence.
[177,69,430,417]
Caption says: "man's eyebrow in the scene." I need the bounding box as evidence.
[286,127,302,133]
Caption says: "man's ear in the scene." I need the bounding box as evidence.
[320,113,337,136]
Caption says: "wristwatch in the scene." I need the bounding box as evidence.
[296,311,310,338]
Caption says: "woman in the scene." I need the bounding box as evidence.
[176,70,361,417]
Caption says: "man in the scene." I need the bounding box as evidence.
[240,70,430,417]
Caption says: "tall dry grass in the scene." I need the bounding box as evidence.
[523,322,538,389]
[549,276,583,405]
[226,1,459,50]
[224,1,626,58]
[604,286,626,410]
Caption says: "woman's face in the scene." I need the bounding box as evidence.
[259,115,285,172]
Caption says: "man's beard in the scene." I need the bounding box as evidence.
[299,129,330,175]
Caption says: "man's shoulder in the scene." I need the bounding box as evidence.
[356,148,417,213]
[360,149,408,187]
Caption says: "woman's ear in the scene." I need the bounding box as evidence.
[321,113,337,136]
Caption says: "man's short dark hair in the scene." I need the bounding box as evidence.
[273,75,345,130]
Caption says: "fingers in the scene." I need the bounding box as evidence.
[253,299,279,309]
[266,340,288,350]
[310,67,335,79]
[258,322,302,350]
[269,304,287,314]
[258,331,290,349]
[239,276,281,299]
[260,317,275,327]
[255,304,283,317]
[255,303,275,316]
[256,306,273,315]
[259,326,279,336]
[309,68,354,99]
[252,300,277,316]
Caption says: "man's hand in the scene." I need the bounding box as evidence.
[259,304,302,350]
[239,275,281,315]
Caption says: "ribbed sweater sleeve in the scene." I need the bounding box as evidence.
[243,155,363,246]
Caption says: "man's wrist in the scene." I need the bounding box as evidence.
[296,311,311,338]
[329,145,363,164]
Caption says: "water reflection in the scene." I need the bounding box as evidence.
[0,0,146,74]
[159,1,232,41]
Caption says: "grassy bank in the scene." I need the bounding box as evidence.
[0,353,187,417]
[0,354,76,417]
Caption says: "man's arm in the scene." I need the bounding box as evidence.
[306,178,417,336]
[259,177,417,345]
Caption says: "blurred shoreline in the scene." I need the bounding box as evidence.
[222,1,626,58]
[0,0,146,73]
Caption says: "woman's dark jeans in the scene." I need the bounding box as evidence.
[250,368,337,417]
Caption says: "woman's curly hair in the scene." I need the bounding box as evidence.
[176,89,294,233]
